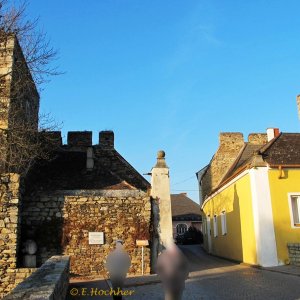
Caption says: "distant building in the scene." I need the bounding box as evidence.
[171,193,202,239]
[198,129,300,267]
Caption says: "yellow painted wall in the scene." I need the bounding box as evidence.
[268,168,300,264]
[202,173,257,264]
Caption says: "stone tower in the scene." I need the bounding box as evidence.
[150,150,173,247]
[0,33,39,130]
[0,33,39,172]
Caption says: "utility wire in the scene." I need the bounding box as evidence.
[171,189,199,192]
[171,175,196,186]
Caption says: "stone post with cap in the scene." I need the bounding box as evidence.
[150,150,173,248]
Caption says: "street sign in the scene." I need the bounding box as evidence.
[89,232,104,245]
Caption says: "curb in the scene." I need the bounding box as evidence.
[241,263,300,278]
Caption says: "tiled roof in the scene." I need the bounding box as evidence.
[261,133,300,165]
[171,193,201,220]
[220,133,300,187]
[221,143,263,182]
[25,146,150,192]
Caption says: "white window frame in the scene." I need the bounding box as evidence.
[207,215,211,236]
[221,211,227,235]
[213,215,218,237]
[288,193,300,228]
[202,217,207,235]
[176,223,188,235]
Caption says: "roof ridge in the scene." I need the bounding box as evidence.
[259,132,282,154]
[218,143,247,185]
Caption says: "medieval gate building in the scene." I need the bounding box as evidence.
[0,34,173,297]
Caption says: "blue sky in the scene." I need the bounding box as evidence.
[26,0,300,202]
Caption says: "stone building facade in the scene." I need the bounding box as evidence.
[0,35,173,297]
[20,130,152,277]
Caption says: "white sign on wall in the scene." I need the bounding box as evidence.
[88,232,104,245]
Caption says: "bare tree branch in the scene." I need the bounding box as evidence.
[0,0,62,86]
[0,0,62,176]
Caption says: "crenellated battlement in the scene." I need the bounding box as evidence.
[39,130,115,148]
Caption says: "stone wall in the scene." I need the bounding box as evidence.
[3,256,69,300]
[248,133,268,145]
[21,190,151,276]
[0,35,14,130]
[287,243,300,266]
[0,173,21,297]
[0,34,39,131]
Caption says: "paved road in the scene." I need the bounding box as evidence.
[129,245,300,300]
[67,245,300,300]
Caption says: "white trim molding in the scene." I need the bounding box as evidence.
[201,169,249,210]
[249,167,278,267]
[287,193,300,229]
[221,211,227,235]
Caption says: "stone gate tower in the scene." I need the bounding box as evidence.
[0,33,39,171]
[0,33,39,130]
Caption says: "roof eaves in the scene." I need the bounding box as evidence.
[206,162,250,198]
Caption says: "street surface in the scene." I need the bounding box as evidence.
[67,245,300,300]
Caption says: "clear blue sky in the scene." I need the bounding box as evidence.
[26,0,300,203]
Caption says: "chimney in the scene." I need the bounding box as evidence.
[219,132,244,147]
[248,133,268,145]
[205,133,244,193]
[266,128,280,142]
[99,131,114,149]
[67,131,92,147]
[297,95,300,120]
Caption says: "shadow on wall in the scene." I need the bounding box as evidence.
[202,184,244,264]
[150,196,164,274]
[19,193,64,267]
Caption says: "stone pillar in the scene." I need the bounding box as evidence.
[150,151,173,248]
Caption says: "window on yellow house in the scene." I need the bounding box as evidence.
[221,211,227,235]
[290,195,300,226]
[203,218,207,235]
[213,215,218,237]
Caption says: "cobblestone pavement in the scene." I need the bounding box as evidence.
[129,246,300,300]
[67,245,300,300]
[129,266,300,300]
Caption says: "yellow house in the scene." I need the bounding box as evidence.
[197,129,300,267]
